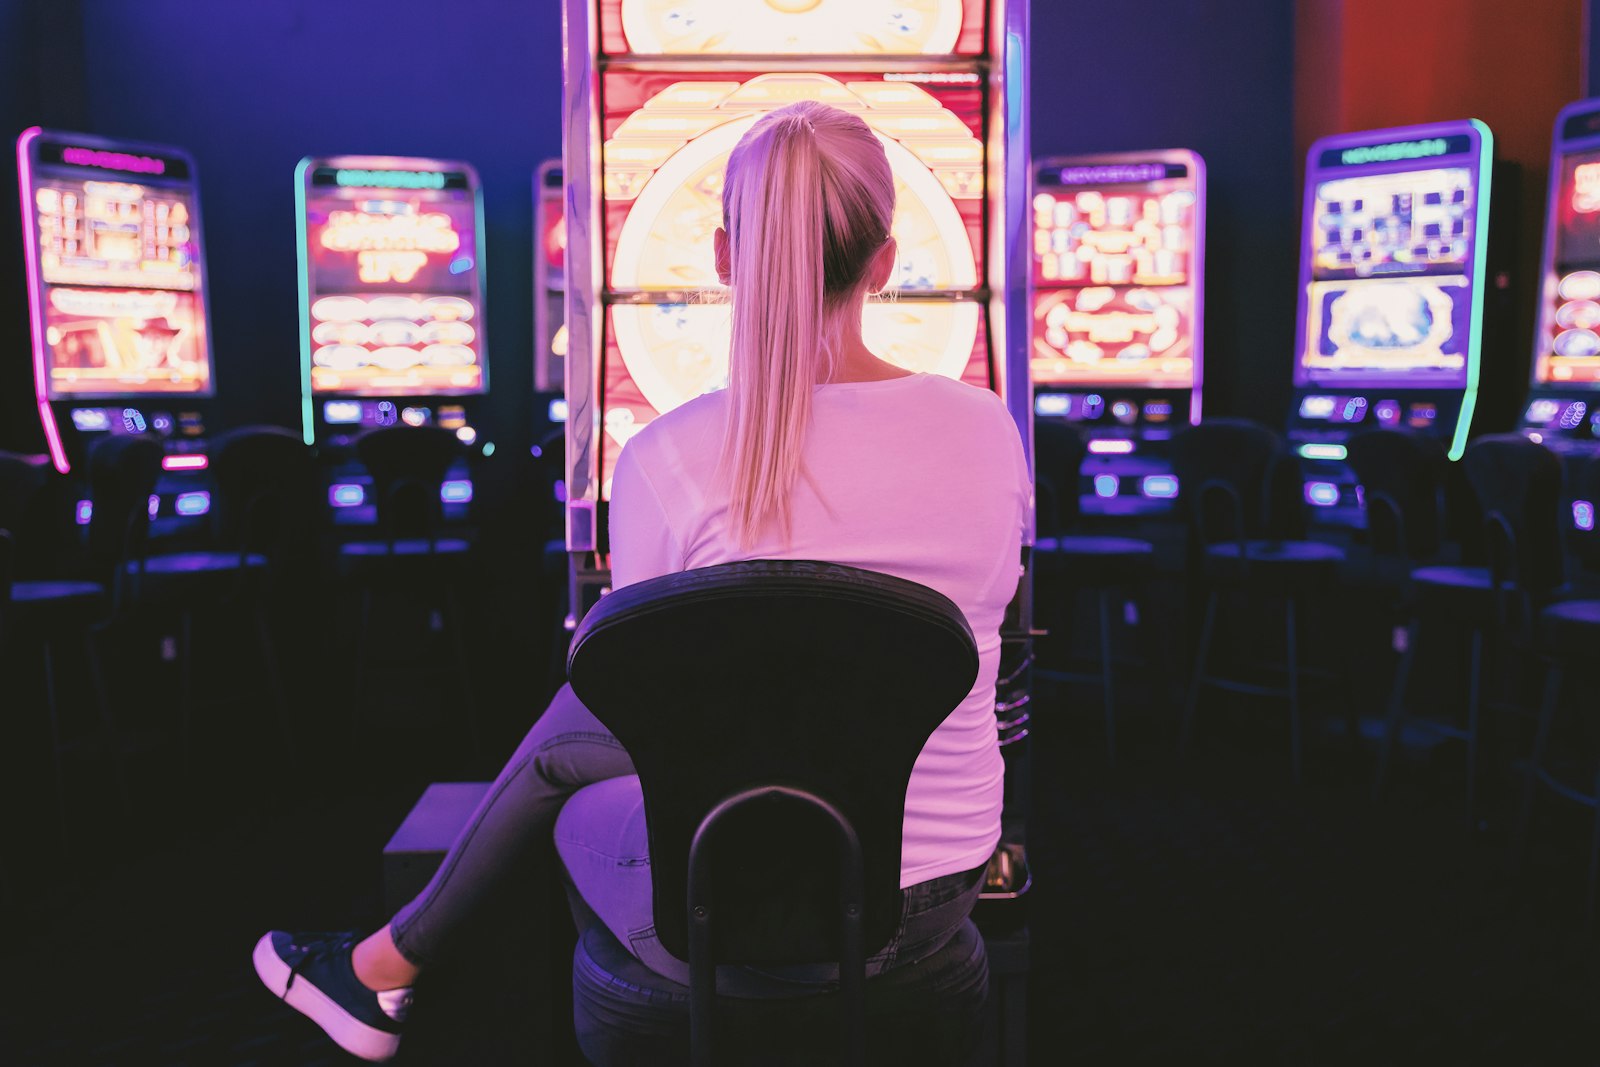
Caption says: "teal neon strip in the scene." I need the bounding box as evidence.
[472,172,489,393]
[1451,120,1493,462]
[335,168,444,190]
[1299,443,1348,461]
[294,158,315,445]
[1339,138,1450,166]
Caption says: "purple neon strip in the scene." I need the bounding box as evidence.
[16,128,69,473]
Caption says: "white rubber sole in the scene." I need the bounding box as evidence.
[252,933,402,1062]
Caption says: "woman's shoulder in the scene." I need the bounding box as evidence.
[621,388,727,469]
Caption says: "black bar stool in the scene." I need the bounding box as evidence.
[564,560,991,1065]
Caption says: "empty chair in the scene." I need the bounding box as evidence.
[1032,419,1155,762]
[1374,434,1565,826]
[1515,452,1600,928]
[563,560,990,1065]
[1174,419,1344,784]
[1345,427,1452,588]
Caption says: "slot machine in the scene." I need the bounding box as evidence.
[1031,151,1205,515]
[1287,121,1494,525]
[296,156,488,522]
[561,0,1032,911]
[533,159,569,442]
[17,128,220,531]
[1520,99,1600,493]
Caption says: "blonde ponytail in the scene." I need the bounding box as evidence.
[719,102,895,547]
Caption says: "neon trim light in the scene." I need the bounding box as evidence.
[295,158,315,443]
[17,128,69,472]
[1451,120,1493,462]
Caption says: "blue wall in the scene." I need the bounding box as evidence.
[2,0,1299,451]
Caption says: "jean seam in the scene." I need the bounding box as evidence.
[391,731,628,966]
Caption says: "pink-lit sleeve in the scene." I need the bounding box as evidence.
[607,440,684,590]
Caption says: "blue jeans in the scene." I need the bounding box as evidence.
[390,684,982,984]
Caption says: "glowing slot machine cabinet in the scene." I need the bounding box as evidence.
[1520,99,1600,465]
[562,0,1032,910]
[17,128,219,525]
[1031,151,1204,515]
[296,156,488,520]
[1288,120,1493,523]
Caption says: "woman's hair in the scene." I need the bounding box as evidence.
[718,100,895,547]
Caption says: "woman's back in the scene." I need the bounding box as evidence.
[610,371,1029,886]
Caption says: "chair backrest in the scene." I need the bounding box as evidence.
[1462,434,1564,595]
[0,452,51,577]
[1345,428,1449,560]
[1171,418,1303,545]
[85,434,163,575]
[1572,453,1600,578]
[210,425,320,563]
[1031,420,1087,536]
[567,559,979,964]
[0,528,13,604]
[355,425,463,539]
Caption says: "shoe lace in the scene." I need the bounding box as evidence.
[283,931,356,994]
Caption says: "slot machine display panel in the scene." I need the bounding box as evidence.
[297,156,488,523]
[1288,120,1492,523]
[17,127,220,528]
[1522,98,1600,464]
[590,67,992,498]
[534,159,568,397]
[1031,151,1204,516]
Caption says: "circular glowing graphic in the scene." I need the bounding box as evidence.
[1559,270,1600,302]
[1327,282,1454,354]
[613,299,976,416]
[1556,299,1600,331]
[1555,328,1600,358]
[619,0,964,54]
[611,112,976,291]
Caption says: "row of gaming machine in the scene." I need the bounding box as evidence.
[15,104,1600,540]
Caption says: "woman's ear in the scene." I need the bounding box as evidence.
[868,236,897,293]
[714,226,732,286]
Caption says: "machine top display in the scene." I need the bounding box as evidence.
[597,0,987,56]
[1293,119,1492,393]
[17,127,215,412]
[296,155,488,402]
[1533,98,1600,389]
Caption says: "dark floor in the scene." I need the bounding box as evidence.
[3,612,1600,1066]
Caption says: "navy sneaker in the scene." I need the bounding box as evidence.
[253,930,411,1062]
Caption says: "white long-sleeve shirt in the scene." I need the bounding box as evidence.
[609,372,1029,887]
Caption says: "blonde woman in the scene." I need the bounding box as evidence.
[254,101,1028,1062]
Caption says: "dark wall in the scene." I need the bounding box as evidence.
[5,1,1299,452]
[1031,1,1299,427]
[34,0,564,451]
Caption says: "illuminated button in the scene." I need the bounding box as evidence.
[1576,499,1596,532]
[1111,400,1137,424]
[375,402,398,426]
[441,479,473,504]
[147,494,160,518]
[329,484,365,508]
[74,500,92,525]
[1034,394,1071,418]
[455,425,478,445]
[1340,397,1368,423]
[401,406,429,427]
[324,400,362,425]
[1560,401,1589,430]
[1087,439,1135,455]
[549,398,569,423]
[1305,482,1340,507]
[175,491,210,517]
[1142,401,1173,422]
[1141,475,1179,499]
[70,408,110,432]
[123,408,147,434]
[1093,474,1120,499]
[1298,443,1347,461]
[1299,395,1336,419]
[1082,394,1105,419]
[1374,400,1401,426]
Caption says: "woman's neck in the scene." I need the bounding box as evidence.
[822,316,914,384]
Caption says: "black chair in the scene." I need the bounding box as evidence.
[1031,420,1155,762]
[1515,452,1600,928]
[339,425,479,754]
[1173,419,1345,784]
[1345,428,1451,588]
[0,453,117,848]
[565,560,991,1066]
[1374,434,1565,825]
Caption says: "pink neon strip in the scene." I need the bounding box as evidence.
[162,454,209,471]
[16,128,69,473]
[1087,439,1136,455]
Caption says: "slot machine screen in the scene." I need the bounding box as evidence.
[1536,148,1600,385]
[20,135,212,397]
[1030,156,1202,389]
[299,161,486,397]
[1297,162,1480,387]
[597,66,990,497]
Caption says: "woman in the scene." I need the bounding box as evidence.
[254,100,1028,1062]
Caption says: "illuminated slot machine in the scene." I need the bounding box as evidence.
[1520,99,1600,498]
[1288,121,1494,524]
[562,0,1031,903]
[296,156,488,522]
[533,159,570,438]
[1031,151,1204,515]
[17,128,219,531]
